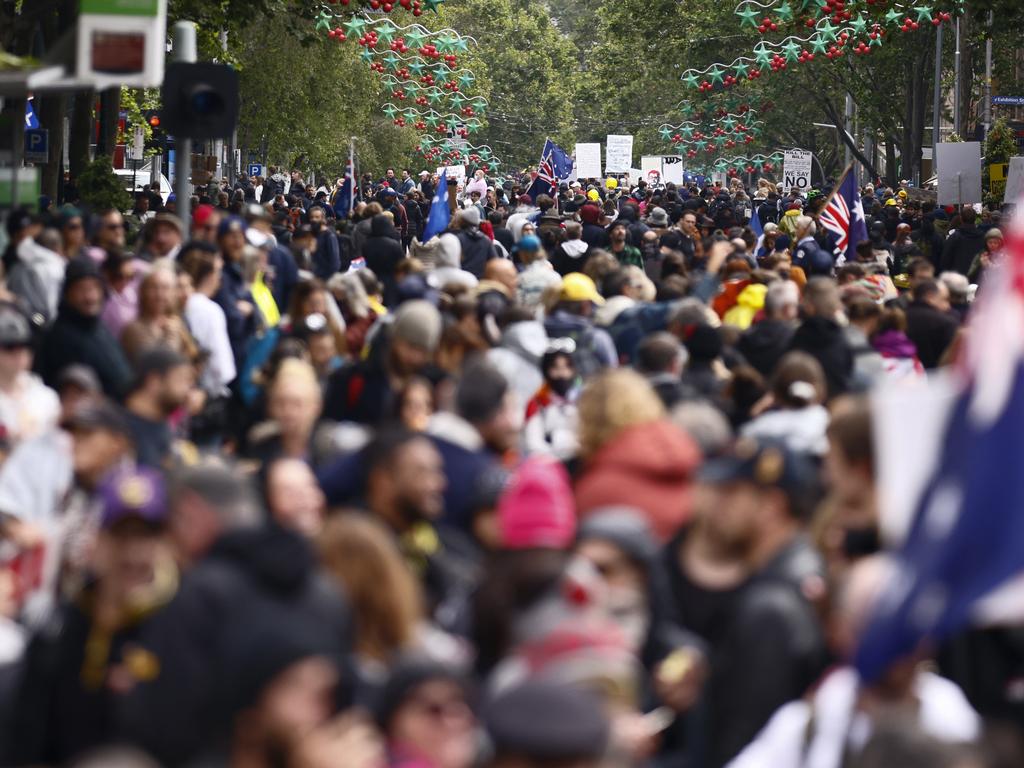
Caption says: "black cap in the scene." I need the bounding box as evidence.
[62,257,103,295]
[5,208,36,238]
[699,437,820,519]
[577,508,657,567]
[374,657,471,729]
[484,681,610,761]
[0,303,32,347]
[62,400,132,437]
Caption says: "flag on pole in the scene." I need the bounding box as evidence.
[333,160,354,219]
[25,97,39,129]
[855,203,1024,682]
[526,139,574,202]
[422,168,450,242]
[819,164,868,264]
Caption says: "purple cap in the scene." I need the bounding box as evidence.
[98,465,167,530]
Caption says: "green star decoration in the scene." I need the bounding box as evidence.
[818,20,838,41]
[457,71,475,89]
[428,88,445,105]
[409,60,427,76]
[344,17,368,38]
[714,135,728,147]
[375,21,397,44]
[404,109,418,121]
[721,114,736,129]
[754,46,772,67]
[432,63,449,79]
[680,124,695,139]
[850,14,867,35]
[446,116,461,130]
[884,7,902,24]
[406,29,428,48]
[426,113,442,127]
[869,31,883,47]
[776,2,794,22]
[359,49,375,64]
[708,65,725,84]
[435,33,458,52]
[452,37,470,53]
[315,11,332,32]
[659,126,673,140]
[783,39,801,62]
[810,33,828,54]
[383,104,398,118]
[450,92,467,109]
[421,0,444,11]
[683,71,700,88]
[734,60,751,79]
[915,5,933,22]
[694,139,708,151]
[737,4,760,28]
[383,53,402,71]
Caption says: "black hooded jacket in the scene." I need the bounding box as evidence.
[35,302,133,399]
[362,214,405,306]
[737,319,795,378]
[941,222,986,276]
[787,316,853,399]
[117,525,352,765]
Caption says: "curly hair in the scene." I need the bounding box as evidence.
[577,369,666,460]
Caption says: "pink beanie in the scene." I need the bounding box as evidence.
[498,458,576,550]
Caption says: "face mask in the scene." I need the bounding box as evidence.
[548,377,574,396]
[310,222,322,234]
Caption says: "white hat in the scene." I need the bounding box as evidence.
[419,170,430,177]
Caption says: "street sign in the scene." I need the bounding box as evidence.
[782,149,812,192]
[77,0,167,89]
[24,128,48,164]
[993,96,1024,106]
[247,163,264,178]
[128,125,145,161]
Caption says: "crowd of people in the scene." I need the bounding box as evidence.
[0,161,1017,768]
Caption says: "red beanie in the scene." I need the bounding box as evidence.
[579,204,601,225]
[498,458,576,550]
[480,220,495,241]
[193,203,215,228]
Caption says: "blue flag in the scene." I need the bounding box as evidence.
[526,139,574,202]
[855,217,1024,682]
[333,161,353,219]
[25,98,39,129]
[819,166,868,264]
[422,168,450,241]
[749,203,763,238]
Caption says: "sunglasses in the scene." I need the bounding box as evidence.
[547,337,576,354]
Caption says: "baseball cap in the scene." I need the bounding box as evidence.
[98,465,167,530]
[559,273,605,305]
[217,215,247,238]
[0,304,32,347]
[192,203,216,228]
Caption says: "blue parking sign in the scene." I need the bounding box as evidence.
[247,163,264,177]
[24,128,48,163]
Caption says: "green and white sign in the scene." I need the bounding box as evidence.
[81,0,160,16]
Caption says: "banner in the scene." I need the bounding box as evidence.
[437,164,467,185]
[662,156,685,185]
[605,134,634,173]
[641,156,662,185]
[575,143,602,179]
[782,149,813,193]
[936,142,982,206]
[1004,156,1024,204]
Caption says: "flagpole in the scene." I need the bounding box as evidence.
[819,162,855,212]
[349,137,356,217]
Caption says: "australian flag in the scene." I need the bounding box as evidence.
[333,161,354,219]
[819,164,868,264]
[855,205,1024,682]
[526,139,573,202]
[422,168,450,242]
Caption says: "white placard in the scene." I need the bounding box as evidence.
[575,143,602,179]
[711,172,728,188]
[605,134,634,173]
[437,164,467,184]
[641,156,663,185]
[128,125,145,161]
[936,142,982,205]
[782,149,813,193]
[1004,156,1024,204]
[662,156,685,185]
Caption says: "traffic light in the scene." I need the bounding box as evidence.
[160,62,239,141]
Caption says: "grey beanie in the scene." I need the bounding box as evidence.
[459,206,481,228]
[392,300,442,352]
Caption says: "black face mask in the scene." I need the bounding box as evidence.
[310,222,322,235]
[548,377,574,396]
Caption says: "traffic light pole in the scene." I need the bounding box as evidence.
[172,21,197,225]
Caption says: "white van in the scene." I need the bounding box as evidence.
[115,167,172,204]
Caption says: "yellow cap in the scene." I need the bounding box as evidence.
[560,272,605,305]
[605,177,618,189]
[587,189,600,201]
[885,198,898,206]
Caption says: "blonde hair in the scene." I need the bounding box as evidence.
[577,369,666,459]
[318,514,423,662]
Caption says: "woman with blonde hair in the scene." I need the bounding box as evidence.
[574,369,701,541]
[318,514,425,678]
[120,266,199,364]
[243,357,323,463]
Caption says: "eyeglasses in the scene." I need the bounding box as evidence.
[547,337,576,354]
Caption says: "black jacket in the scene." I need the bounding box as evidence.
[456,227,496,278]
[904,300,959,369]
[737,318,795,379]
[35,303,133,399]
[787,316,853,399]
[941,223,986,276]
[118,526,351,766]
[362,214,405,307]
[581,222,610,251]
[313,226,341,279]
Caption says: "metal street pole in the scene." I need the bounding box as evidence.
[932,23,943,149]
[983,11,993,142]
[172,21,196,225]
[953,16,961,136]
[844,93,854,170]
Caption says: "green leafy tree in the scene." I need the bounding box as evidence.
[77,154,132,212]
